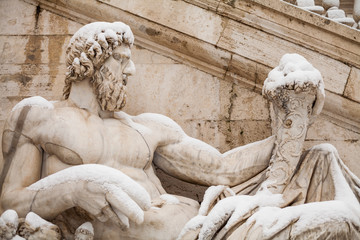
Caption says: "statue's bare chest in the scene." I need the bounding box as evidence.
[39,110,153,170]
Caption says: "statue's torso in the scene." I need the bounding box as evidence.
[40,108,154,169]
[8,103,166,197]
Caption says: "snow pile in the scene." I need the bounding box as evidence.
[1,210,18,227]
[25,212,55,229]
[12,96,54,112]
[27,164,151,224]
[69,22,134,47]
[160,194,180,205]
[263,53,324,97]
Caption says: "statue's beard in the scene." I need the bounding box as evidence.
[92,65,127,112]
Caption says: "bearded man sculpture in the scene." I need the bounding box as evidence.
[0,21,359,240]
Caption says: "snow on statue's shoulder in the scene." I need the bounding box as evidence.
[12,96,54,112]
[263,53,324,96]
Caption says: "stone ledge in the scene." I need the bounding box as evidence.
[31,0,360,132]
[185,0,360,66]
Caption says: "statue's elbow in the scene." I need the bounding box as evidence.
[1,191,29,217]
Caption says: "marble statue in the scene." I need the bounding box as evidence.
[0,21,359,240]
[178,54,360,240]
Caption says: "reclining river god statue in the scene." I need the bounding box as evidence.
[0,21,359,240]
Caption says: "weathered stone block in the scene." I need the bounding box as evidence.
[124,61,221,121]
[37,9,83,35]
[217,19,351,94]
[344,67,360,103]
[98,0,225,45]
[0,0,36,35]
[218,120,272,152]
[230,84,270,121]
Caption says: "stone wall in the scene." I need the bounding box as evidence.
[0,0,359,198]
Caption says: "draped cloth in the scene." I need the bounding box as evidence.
[182,144,360,239]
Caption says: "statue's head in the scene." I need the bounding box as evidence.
[64,22,136,111]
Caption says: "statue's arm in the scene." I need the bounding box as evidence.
[0,130,74,218]
[146,113,275,186]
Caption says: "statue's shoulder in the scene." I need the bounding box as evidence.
[11,96,55,112]
[132,113,187,143]
[5,96,55,130]
[115,111,185,135]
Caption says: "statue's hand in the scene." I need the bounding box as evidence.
[178,186,283,240]
[28,164,151,229]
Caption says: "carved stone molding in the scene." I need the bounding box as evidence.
[27,0,360,133]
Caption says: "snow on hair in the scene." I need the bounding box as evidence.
[63,22,134,99]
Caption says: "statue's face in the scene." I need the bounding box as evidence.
[105,44,135,86]
[93,44,136,112]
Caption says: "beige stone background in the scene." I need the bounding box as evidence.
[0,0,359,201]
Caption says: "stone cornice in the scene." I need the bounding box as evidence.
[191,0,360,68]
[30,0,360,133]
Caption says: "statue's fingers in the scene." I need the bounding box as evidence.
[198,210,233,240]
[106,191,144,225]
[113,207,130,230]
[95,207,109,223]
[224,202,257,231]
[96,213,109,222]
[121,186,151,211]
[199,196,249,240]
[101,205,129,230]
[176,215,206,240]
[198,185,227,216]
[109,176,151,211]
[198,198,240,240]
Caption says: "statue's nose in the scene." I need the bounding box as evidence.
[123,60,136,76]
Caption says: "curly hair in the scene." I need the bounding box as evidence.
[63,22,134,99]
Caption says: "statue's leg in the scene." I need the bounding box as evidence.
[93,195,199,240]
